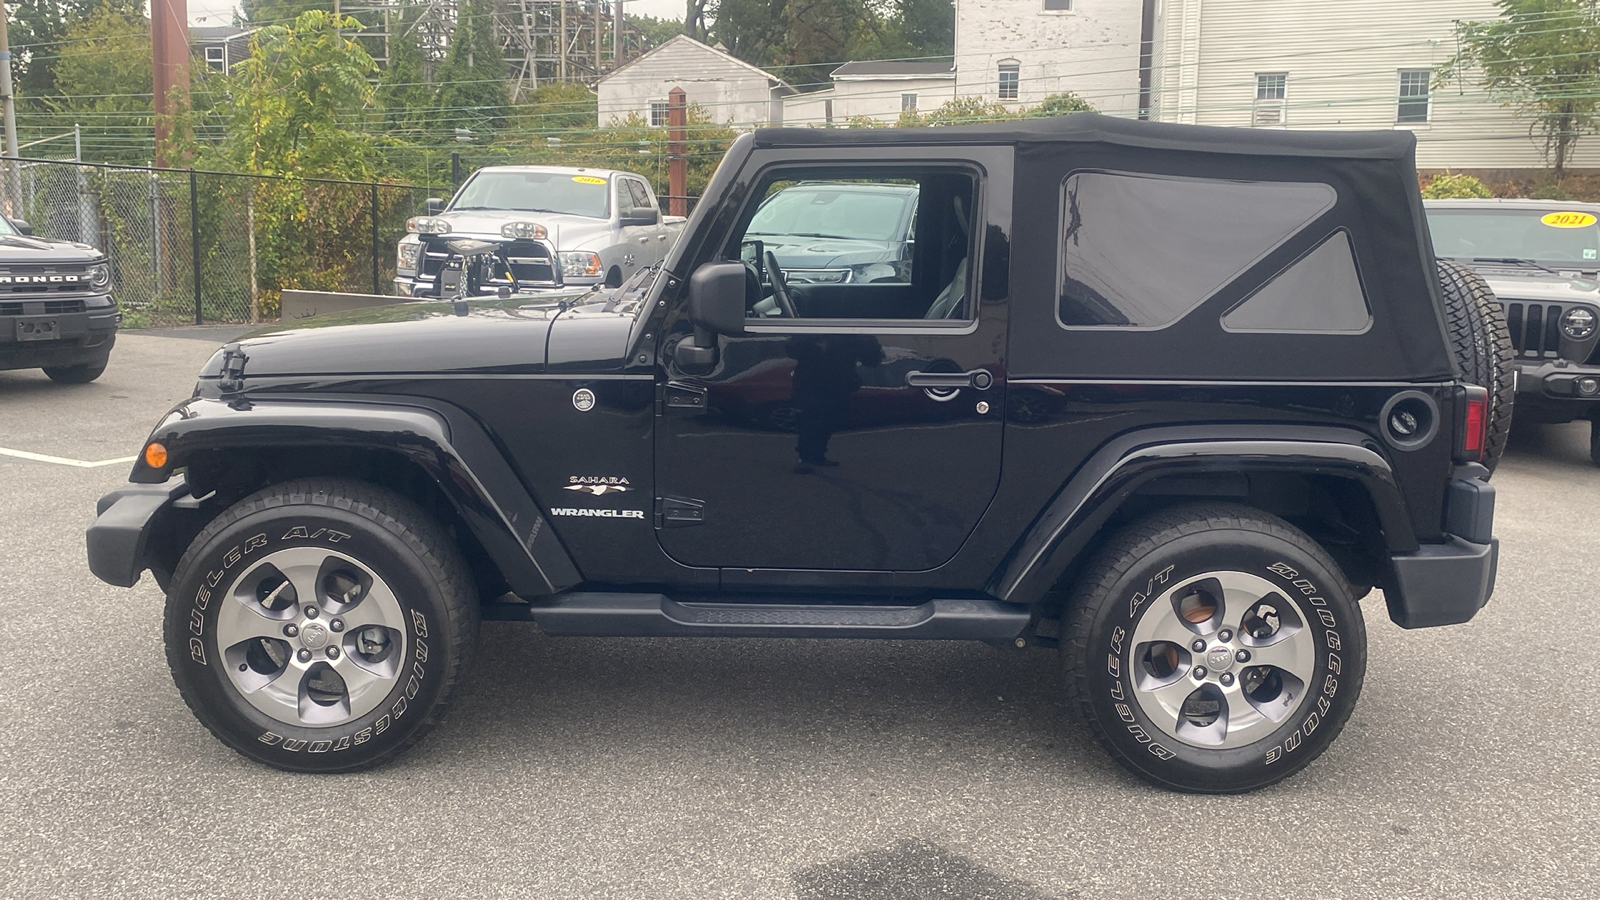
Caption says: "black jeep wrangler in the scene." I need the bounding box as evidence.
[88,115,1505,793]
[1426,198,1600,463]
[0,212,118,382]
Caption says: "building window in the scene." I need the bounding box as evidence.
[1043,0,1073,8]
[649,100,669,128]
[1253,72,1287,126]
[902,93,918,112]
[204,46,226,71]
[1398,69,1431,124]
[998,62,1021,101]
[824,98,834,125]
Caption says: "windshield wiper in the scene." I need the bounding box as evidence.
[1471,257,1567,276]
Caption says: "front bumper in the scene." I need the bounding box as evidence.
[0,300,118,371]
[86,478,189,588]
[1385,471,1498,629]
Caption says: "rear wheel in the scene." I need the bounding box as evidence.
[42,357,108,383]
[1437,259,1514,473]
[1064,504,1366,793]
[164,479,478,772]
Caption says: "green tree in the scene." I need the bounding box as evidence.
[514,82,597,133]
[628,14,685,50]
[239,0,326,27]
[207,10,378,177]
[1422,173,1495,199]
[434,0,509,133]
[378,6,437,133]
[8,0,142,97]
[43,3,151,164]
[1449,0,1600,179]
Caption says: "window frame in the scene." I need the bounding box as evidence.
[1053,168,1339,332]
[1396,69,1431,125]
[998,62,1021,102]
[723,162,987,334]
[648,100,669,128]
[1042,0,1074,10]
[204,46,226,71]
[1253,72,1287,127]
[902,92,918,112]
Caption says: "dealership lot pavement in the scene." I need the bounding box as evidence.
[2,330,1597,899]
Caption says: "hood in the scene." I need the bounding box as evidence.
[217,291,595,378]
[430,210,611,250]
[763,235,899,269]
[0,233,103,262]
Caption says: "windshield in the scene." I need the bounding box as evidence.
[0,215,17,236]
[452,171,610,219]
[1427,207,1600,265]
[747,186,912,242]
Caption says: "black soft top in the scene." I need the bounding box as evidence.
[753,112,1417,161]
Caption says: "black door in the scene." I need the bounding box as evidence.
[654,163,1006,572]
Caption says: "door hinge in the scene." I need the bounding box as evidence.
[660,380,707,416]
[655,495,705,528]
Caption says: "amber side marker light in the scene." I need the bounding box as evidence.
[144,442,168,468]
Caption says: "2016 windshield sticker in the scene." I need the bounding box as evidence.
[550,508,645,519]
[572,176,607,185]
[565,475,631,495]
[1541,211,1597,228]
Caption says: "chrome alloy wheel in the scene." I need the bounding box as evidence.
[1127,570,1317,749]
[215,547,409,727]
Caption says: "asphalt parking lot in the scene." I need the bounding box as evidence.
[2,329,1597,899]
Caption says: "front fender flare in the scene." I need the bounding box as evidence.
[122,396,581,597]
[989,430,1413,606]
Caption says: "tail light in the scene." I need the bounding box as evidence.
[1453,384,1489,463]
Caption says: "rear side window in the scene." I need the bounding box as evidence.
[1222,230,1370,333]
[1057,172,1336,328]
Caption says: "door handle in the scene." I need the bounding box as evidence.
[905,369,994,390]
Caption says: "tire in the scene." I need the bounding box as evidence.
[42,357,108,383]
[1063,503,1367,793]
[164,478,479,772]
[1437,259,1514,473]
[1590,416,1600,467]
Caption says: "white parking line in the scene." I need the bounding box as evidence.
[0,447,137,468]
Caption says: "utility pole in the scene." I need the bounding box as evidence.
[150,0,191,167]
[0,0,23,213]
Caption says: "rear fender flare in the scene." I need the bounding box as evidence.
[990,427,1415,606]
[134,397,581,597]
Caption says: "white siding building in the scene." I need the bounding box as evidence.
[784,60,957,126]
[596,35,796,128]
[1150,0,1600,169]
[953,0,1145,116]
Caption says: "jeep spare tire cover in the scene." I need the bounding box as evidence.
[1437,260,1514,474]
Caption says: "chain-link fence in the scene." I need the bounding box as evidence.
[0,158,443,327]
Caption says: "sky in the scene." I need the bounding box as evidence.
[186,0,689,28]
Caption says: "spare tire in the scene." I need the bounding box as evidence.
[1437,260,1515,474]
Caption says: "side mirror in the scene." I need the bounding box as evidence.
[424,198,446,216]
[12,219,32,236]
[620,208,660,227]
[675,262,747,370]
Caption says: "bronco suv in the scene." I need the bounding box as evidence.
[0,212,117,382]
[88,115,1504,793]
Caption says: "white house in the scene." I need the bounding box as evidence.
[953,0,1145,116]
[784,60,957,126]
[1149,0,1600,169]
[596,34,796,128]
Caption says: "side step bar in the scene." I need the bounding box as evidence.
[520,593,1031,641]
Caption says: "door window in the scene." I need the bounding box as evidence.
[726,168,975,322]
[626,179,654,211]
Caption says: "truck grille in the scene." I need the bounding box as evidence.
[0,264,94,295]
[0,299,86,315]
[1504,301,1564,359]
[416,239,558,288]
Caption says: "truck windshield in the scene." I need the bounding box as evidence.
[747,187,911,242]
[0,216,17,236]
[451,171,610,219]
[1427,207,1600,265]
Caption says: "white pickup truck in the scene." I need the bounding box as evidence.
[394,165,686,296]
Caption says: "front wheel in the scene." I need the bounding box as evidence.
[1064,504,1367,793]
[164,479,478,772]
[1590,416,1600,467]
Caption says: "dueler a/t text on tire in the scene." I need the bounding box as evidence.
[164,479,479,772]
[1064,504,1367,793]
